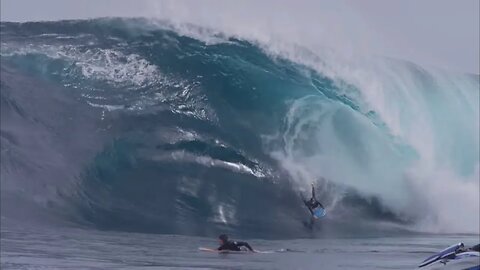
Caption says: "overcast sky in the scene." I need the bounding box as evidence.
[1,0,478,74]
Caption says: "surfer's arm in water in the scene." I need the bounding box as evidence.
[236,241,254,252]
[217,240,254,252]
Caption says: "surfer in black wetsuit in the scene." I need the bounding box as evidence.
[456,243,480,253]
[217,234,254,252]
[303,183,324,216]
[302,183,325,228]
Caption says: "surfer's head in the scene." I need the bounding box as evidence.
[218,234,229,244]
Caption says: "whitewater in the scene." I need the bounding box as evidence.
[0,3,479,269]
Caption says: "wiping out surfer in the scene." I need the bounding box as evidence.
[303,183,324,216]
[302,183,326,227]
[217,234,254,252]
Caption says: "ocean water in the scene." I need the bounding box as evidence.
[0,18,479,269]
[1,225,478,270]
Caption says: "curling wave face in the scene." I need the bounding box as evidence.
[0,18,478,237]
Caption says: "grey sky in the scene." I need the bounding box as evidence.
[347,0,479,74]
[1,0,478,74]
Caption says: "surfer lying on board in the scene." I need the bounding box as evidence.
[218,234,254,252]
[303,183,324,216]
[456,243,480,253]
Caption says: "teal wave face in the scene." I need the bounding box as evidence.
[1,18,478,236]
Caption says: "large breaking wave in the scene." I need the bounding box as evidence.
[1,18,478,238]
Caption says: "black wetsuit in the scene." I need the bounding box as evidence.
[218,240,254,252]
[455,243,480,254]
[303,185,324,215]
[304,199,322,215]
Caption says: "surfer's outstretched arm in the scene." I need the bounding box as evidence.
[311,183,315,199]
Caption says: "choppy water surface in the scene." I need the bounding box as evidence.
[1,225,479,269]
